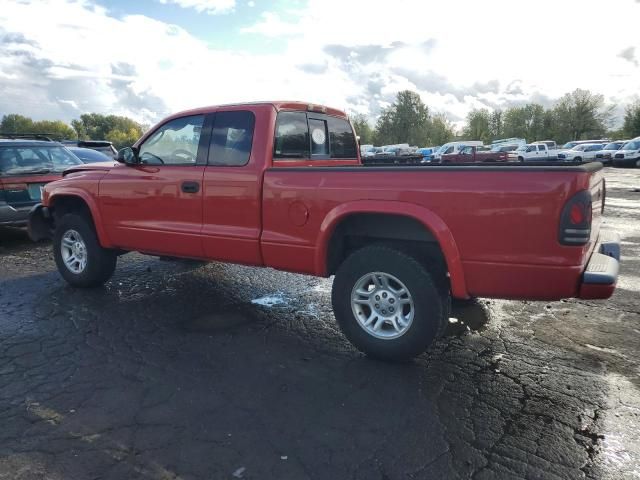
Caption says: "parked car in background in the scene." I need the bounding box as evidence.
[490,138,526,150]
[557,143,605,162]
[66,147,114,164]
[416,147,435,162]
[558,139,609,155]
[433,141,483,161]
[0,135,83,226]
[492,144,520,153]
[360,144,375,158]
[61,140,118,158]
[594,141,627,165]
[509,143,551,161]
[613,137,640,167]
[441,145,509,163]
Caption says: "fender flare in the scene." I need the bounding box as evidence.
[315,200,469,299]
[48,188,113,248]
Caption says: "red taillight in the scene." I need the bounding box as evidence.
[570,203,585,224]
[559,190,592,246]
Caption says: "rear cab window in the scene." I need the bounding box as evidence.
[273,110,358,165]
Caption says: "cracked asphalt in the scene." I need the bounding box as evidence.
[1,168,639,480]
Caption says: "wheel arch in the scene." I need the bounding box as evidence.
[48,189,113,248]
[315,200,468,298]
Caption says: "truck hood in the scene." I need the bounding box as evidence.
[62,161,119,177]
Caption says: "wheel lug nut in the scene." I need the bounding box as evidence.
[389,307,395,312]
[389,298,395,304]
[382,310,387,314]
[382,292,387,298]
[375,304,380,309]
[375,295,380,301]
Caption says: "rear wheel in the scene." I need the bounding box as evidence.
[53,213,117,287]
[518,156,524,162]
[574,157,582,162]
[332,245,448,361]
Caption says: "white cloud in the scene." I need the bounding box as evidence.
[158,0,235,14]
[0,0,638,132]
[247,0,255,7]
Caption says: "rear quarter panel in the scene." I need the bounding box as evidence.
[262,166,601,300]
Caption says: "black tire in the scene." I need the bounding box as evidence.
[332,245,448,361]
[53,213,117,288]
[575,157,582,162]
[518,156,524,162]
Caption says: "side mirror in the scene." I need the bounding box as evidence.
[117,147,138,165]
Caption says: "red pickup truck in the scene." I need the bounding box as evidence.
[28,101,621,361]
[441,145,509,163]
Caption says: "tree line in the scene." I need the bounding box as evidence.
[352,89,640,147]
[3,88,640,151]
[0,113,147,149]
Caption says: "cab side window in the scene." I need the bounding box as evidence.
[328,117,357,158]
[208,111,255,166]
[274,112,309,158]
[139,115,204,166]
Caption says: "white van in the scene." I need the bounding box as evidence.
[433,141,483,161]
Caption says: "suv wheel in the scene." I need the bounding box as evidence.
[54,213,117,287]
[332,246,448,361]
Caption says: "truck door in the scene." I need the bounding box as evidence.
[538,144,547,157]
[99,114,207,257]
[201,108,264,266]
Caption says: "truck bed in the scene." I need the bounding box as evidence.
[261,161,604,300]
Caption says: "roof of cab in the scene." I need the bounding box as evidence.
[166,101,347,120]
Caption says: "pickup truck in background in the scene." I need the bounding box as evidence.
[557,143,606,162]
[28,101,621,361]
[441,145,509,163]
[510,143,553,161]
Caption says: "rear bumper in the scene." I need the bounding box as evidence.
[578,231,621,299]
[0,202,33,226]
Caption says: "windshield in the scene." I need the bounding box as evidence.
[604,143,622,150]
[0,146,83,175]
[622,140,640,151]
[562,142,578,149]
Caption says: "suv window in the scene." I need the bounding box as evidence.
[274,112,309,158]
[444,146,454,154]
[139,115,204,165]
[208,111,255,166]
[327,117,357,158]
[0,146,82,174]
[538,145,546,151]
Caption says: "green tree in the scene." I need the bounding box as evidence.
[349,113,374,145]
[551,89,613,143]
[463,109,491,142]
[502,103,547,141]
[72,113,145,149]
[428,113,455,145]
[0,114,75,139]
[489,110,503,140]
[374,90,430,146]
[622,101,640,138]
[0,114,34,133]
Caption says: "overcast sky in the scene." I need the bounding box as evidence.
[1,0,639,130]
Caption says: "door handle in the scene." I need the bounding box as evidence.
[181,181,200,193]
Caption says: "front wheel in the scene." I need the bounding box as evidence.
[53,213,117,288]
[332,246,448,361]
